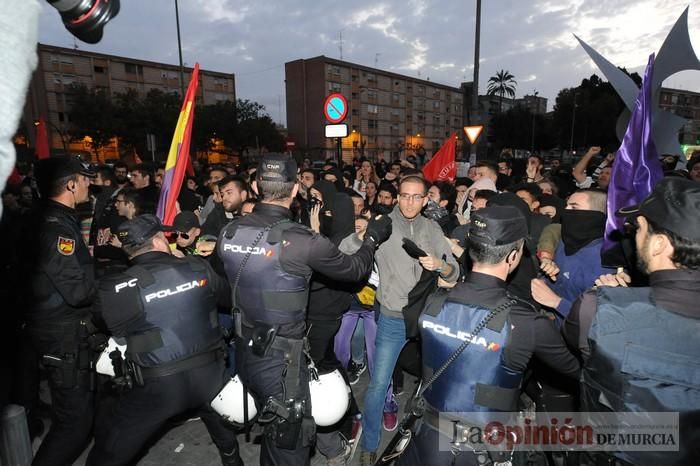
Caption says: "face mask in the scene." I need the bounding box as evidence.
[560,210,606,255]
[423,199,448,221]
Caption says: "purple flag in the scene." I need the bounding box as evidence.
[603,53,664,265]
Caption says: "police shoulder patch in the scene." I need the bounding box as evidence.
[57,236,76,255]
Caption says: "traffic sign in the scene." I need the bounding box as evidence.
[324,93,348,124]
[325,124,348,138]
[285,137,296,149]
[463,125,484,144]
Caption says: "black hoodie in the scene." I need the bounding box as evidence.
[307,189,357,321]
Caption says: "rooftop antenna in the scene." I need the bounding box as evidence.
[339,31,343,60]
[72,37,79,50]
[375,53,381,68]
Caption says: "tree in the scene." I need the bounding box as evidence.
[233,99,284,155]
[487,70,517,113]
[192,100,237,153]
[551,70,641,150]
[67,84,118,158]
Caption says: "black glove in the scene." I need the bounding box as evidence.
[365,214,392,246]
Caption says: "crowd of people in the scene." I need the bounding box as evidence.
[0,146,699,466]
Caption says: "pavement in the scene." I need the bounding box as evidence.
[29,369,416,466]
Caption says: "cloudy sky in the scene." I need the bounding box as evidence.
[38,0,700,125]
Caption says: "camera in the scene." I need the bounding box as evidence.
[308,196,322,211]
[46,0,120,44]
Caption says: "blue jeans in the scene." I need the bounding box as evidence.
[361,313,406,452]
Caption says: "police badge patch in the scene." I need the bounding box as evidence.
[57,236,75,255]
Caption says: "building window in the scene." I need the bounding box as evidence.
[59,57,73,65]
[53,73,62,84]
[125,63,143,75]
[391,109,400,117]
[215,93,227,102]
[50,55,59,64]
[671,94,678,104]
[58,112,65,122]
[368,119,378,129]
[417,112,424,121]
[367,104,379,114]
[390,124,399,132]
[392,93,400,103]
[367,90,378,100]
[352,108,359,115]
[367,73,377,82]
[94,65,105,73]
[417,85,425,94]
[328,65,341,75]
[433,101,441,109]
[328,82,342,92]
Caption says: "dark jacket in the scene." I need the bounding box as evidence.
[23,201,96,325]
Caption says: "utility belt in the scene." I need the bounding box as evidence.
[131,347,225,383]
[36,319,105,391]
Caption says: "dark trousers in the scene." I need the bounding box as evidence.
[396,423,483,466]
[86,360,238,466]
[32,384,95,466]
[29,325,95,466]
[236,337,315,466]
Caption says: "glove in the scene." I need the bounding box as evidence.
[365,214,392,246]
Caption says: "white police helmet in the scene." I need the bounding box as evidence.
[309,369,350,426]
[95,337,127,376]
[211,375,258,425]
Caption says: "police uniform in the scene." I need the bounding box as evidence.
[22,156,98,466]
[217,154,391,465]
[565,179,700,466]
[87,215,241,466]
[397,207,580,466]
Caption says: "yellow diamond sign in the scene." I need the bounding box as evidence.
[463,125,484,144]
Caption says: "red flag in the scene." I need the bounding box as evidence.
[157,64,200,225]
[422,132,457,182]
[35,117,50,160]
[7,167,24,187]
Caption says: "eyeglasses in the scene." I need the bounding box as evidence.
[177,232,190,240]
[398,193,425,202]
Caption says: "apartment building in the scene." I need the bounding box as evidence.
[285,56,465,162]
[23,43,235,159]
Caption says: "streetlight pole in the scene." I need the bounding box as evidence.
[470,0,482,165]
[569,92,578,153]
[530,90,538,154]
[174,0,186,97]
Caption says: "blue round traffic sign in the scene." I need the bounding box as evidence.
[324,93,348,124]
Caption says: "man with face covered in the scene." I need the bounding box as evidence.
[563,178,700,466]
[531,189,613,323]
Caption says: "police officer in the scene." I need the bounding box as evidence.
[21,155,98,466]
[87,214,242,466]
[217,153,392,465]
[565,178,700,466]
[396,206,580,466]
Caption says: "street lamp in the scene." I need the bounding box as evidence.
[569,91,579,153]
[530,90,538,153]
[35,119,69,154]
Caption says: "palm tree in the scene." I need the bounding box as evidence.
[487,70,517,113]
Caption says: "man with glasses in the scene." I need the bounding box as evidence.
[359,175,458,465]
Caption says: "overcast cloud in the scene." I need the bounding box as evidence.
[37,0,700,125]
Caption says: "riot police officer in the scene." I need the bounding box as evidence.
[217,153,392,465]
[87,214,241,466]
[395,206,580,466]
[22,155,98,466]
[566,178,700,465]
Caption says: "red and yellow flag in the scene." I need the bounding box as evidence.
[156,64,200,225]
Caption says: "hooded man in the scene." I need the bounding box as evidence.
[531,189,613,323]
